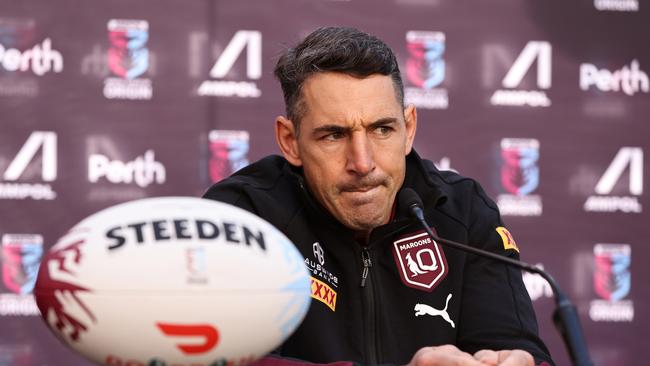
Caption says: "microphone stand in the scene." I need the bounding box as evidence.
[408,202,593,366]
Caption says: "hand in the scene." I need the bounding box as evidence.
[406,345,485,366]
[473,349,534,366]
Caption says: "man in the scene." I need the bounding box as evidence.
[203,27,554,366]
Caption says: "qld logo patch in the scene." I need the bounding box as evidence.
[310,276,336,311]
[392,230,447,292]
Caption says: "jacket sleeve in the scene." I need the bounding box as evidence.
[455,181,555,366]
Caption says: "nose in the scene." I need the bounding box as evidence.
[345,132,375,176]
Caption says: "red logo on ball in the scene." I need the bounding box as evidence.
[157,323,220,354]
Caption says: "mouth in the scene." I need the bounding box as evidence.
[339,185,383,204]
[344,185,378,193]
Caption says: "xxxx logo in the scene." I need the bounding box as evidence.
[310,276,337,311]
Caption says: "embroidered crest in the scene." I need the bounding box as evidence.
[392,230,448,292]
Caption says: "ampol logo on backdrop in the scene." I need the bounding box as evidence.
[496,138,543,216]
[196,30,262,98]
[589,244,634,322]
[0,234,42,316]
[103,19,152,100]
[584,147,643,213]
[404,31,448,110]
[488,41,552,107]
[0,131,57,200]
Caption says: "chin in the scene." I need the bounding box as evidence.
[344,214,387,232]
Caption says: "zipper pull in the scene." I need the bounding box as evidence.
[360,248,373,287]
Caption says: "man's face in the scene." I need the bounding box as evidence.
[276,72,417,232]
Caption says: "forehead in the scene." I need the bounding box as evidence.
[300,73,402,127]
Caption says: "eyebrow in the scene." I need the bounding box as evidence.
[311,117,399,136]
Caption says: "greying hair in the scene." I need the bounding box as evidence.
[274,27,404,132]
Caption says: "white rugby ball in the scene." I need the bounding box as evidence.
[34,197,311,366]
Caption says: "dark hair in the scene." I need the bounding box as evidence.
[274,27,404,131]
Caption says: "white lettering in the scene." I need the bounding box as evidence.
[103,78,152,100]
[0,183,56,200]
[490,90,551,107]
[594,0,639,11]
[580,60,649,96]
[197,80,261,97]
[0,38,63,75]
[0,294,40,316]
[87,150,166,188]
[583,196,642,213]
[497,194,543,216]
[589,300,634,322]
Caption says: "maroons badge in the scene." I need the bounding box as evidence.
[392,230,448,292]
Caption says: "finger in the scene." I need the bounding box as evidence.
[473,350,499,365]
[496,350,534,366]
[416,345,484,366]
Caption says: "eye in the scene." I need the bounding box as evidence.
[374,125,394,136]
[322,131,345,141]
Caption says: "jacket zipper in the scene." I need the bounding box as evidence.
[360,247,379,364]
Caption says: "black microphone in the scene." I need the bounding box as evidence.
[398,188,593,366]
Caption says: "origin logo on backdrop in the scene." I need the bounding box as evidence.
[489,41,552,107]
[403,31,448,110]
[88,149,166,188]
[208,130,250,183]
[496,138,542,216]
[589,244,634,322]
[103,19,152,100]
[0,131,57,200]
[0,234,42,316]
[196,30,261,98]
[594,0,638,12]
[0,18,63,97]
[584,147,643,213]
[580,60,648,96]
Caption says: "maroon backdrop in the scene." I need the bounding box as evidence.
[0,1,647,365]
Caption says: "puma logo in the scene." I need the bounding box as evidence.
[414,293,455,328]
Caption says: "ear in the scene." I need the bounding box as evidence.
[403,104,418,154]
[275,116,303,167]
